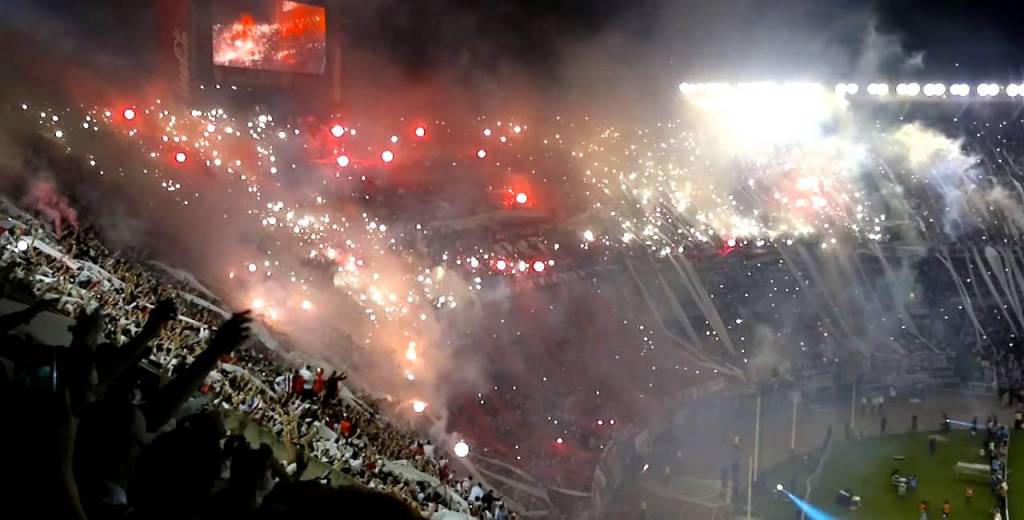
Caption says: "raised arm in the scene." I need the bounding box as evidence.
[143,310,251,431]
[98,299,176,396]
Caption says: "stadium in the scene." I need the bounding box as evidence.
[1,1,1024,519]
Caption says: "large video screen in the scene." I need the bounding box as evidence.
[212,1,326,74]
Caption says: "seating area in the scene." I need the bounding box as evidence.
[0,198,517,519]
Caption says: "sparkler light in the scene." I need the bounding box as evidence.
[453,440,470,458]
[412,400,427,413]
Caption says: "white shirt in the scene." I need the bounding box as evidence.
[469,485,484,503]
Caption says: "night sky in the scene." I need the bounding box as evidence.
[4,0,1024,81]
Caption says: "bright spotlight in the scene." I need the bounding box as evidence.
[174,151,187,163]
[896,83,920,96]
[950,83,970,96]
[515,192,528,204]
[477,149,487,159]
[1008,84,1021,97]
[453,441,470,458]
[412,400,427,413]
[336,155,350,167]
[381,150,394,163]
[978,83,1000,97]
[122,108,136,121]
[415,126,426,137]
[495,259,508,270]
[330,124,345,138]
[846,83,859,95]
[923,83,946,97]
[533,260,546,273]
[867,83,889,96]
[777,484,784,492]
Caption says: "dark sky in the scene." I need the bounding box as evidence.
[5,0,1024,82]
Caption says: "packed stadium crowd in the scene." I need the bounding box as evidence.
[0,197,516,520]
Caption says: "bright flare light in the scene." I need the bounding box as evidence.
[251,298,265,310]
[16,240,28,252]
[336,155,350,167]
[381,150,394,163]
[583,230,595,242]
[405,341,417,361]
[495,259,508,270]
[453,441,470,458]
[174,151,187,163]
[412,400,427,413]
[477,149,487,159]
[415,126,426,137]
[515,192,528,204]
[301,299,313,311]
[330,125,345,138]
[122,108,136,120]
[533,260,546,273]
[681,82,842,151]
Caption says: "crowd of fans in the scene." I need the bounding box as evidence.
[0,199,516,519]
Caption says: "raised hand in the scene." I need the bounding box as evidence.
[145,298,178,330]
[211,310,253,353]
[69,306,104,351]
[144,310,252,431]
